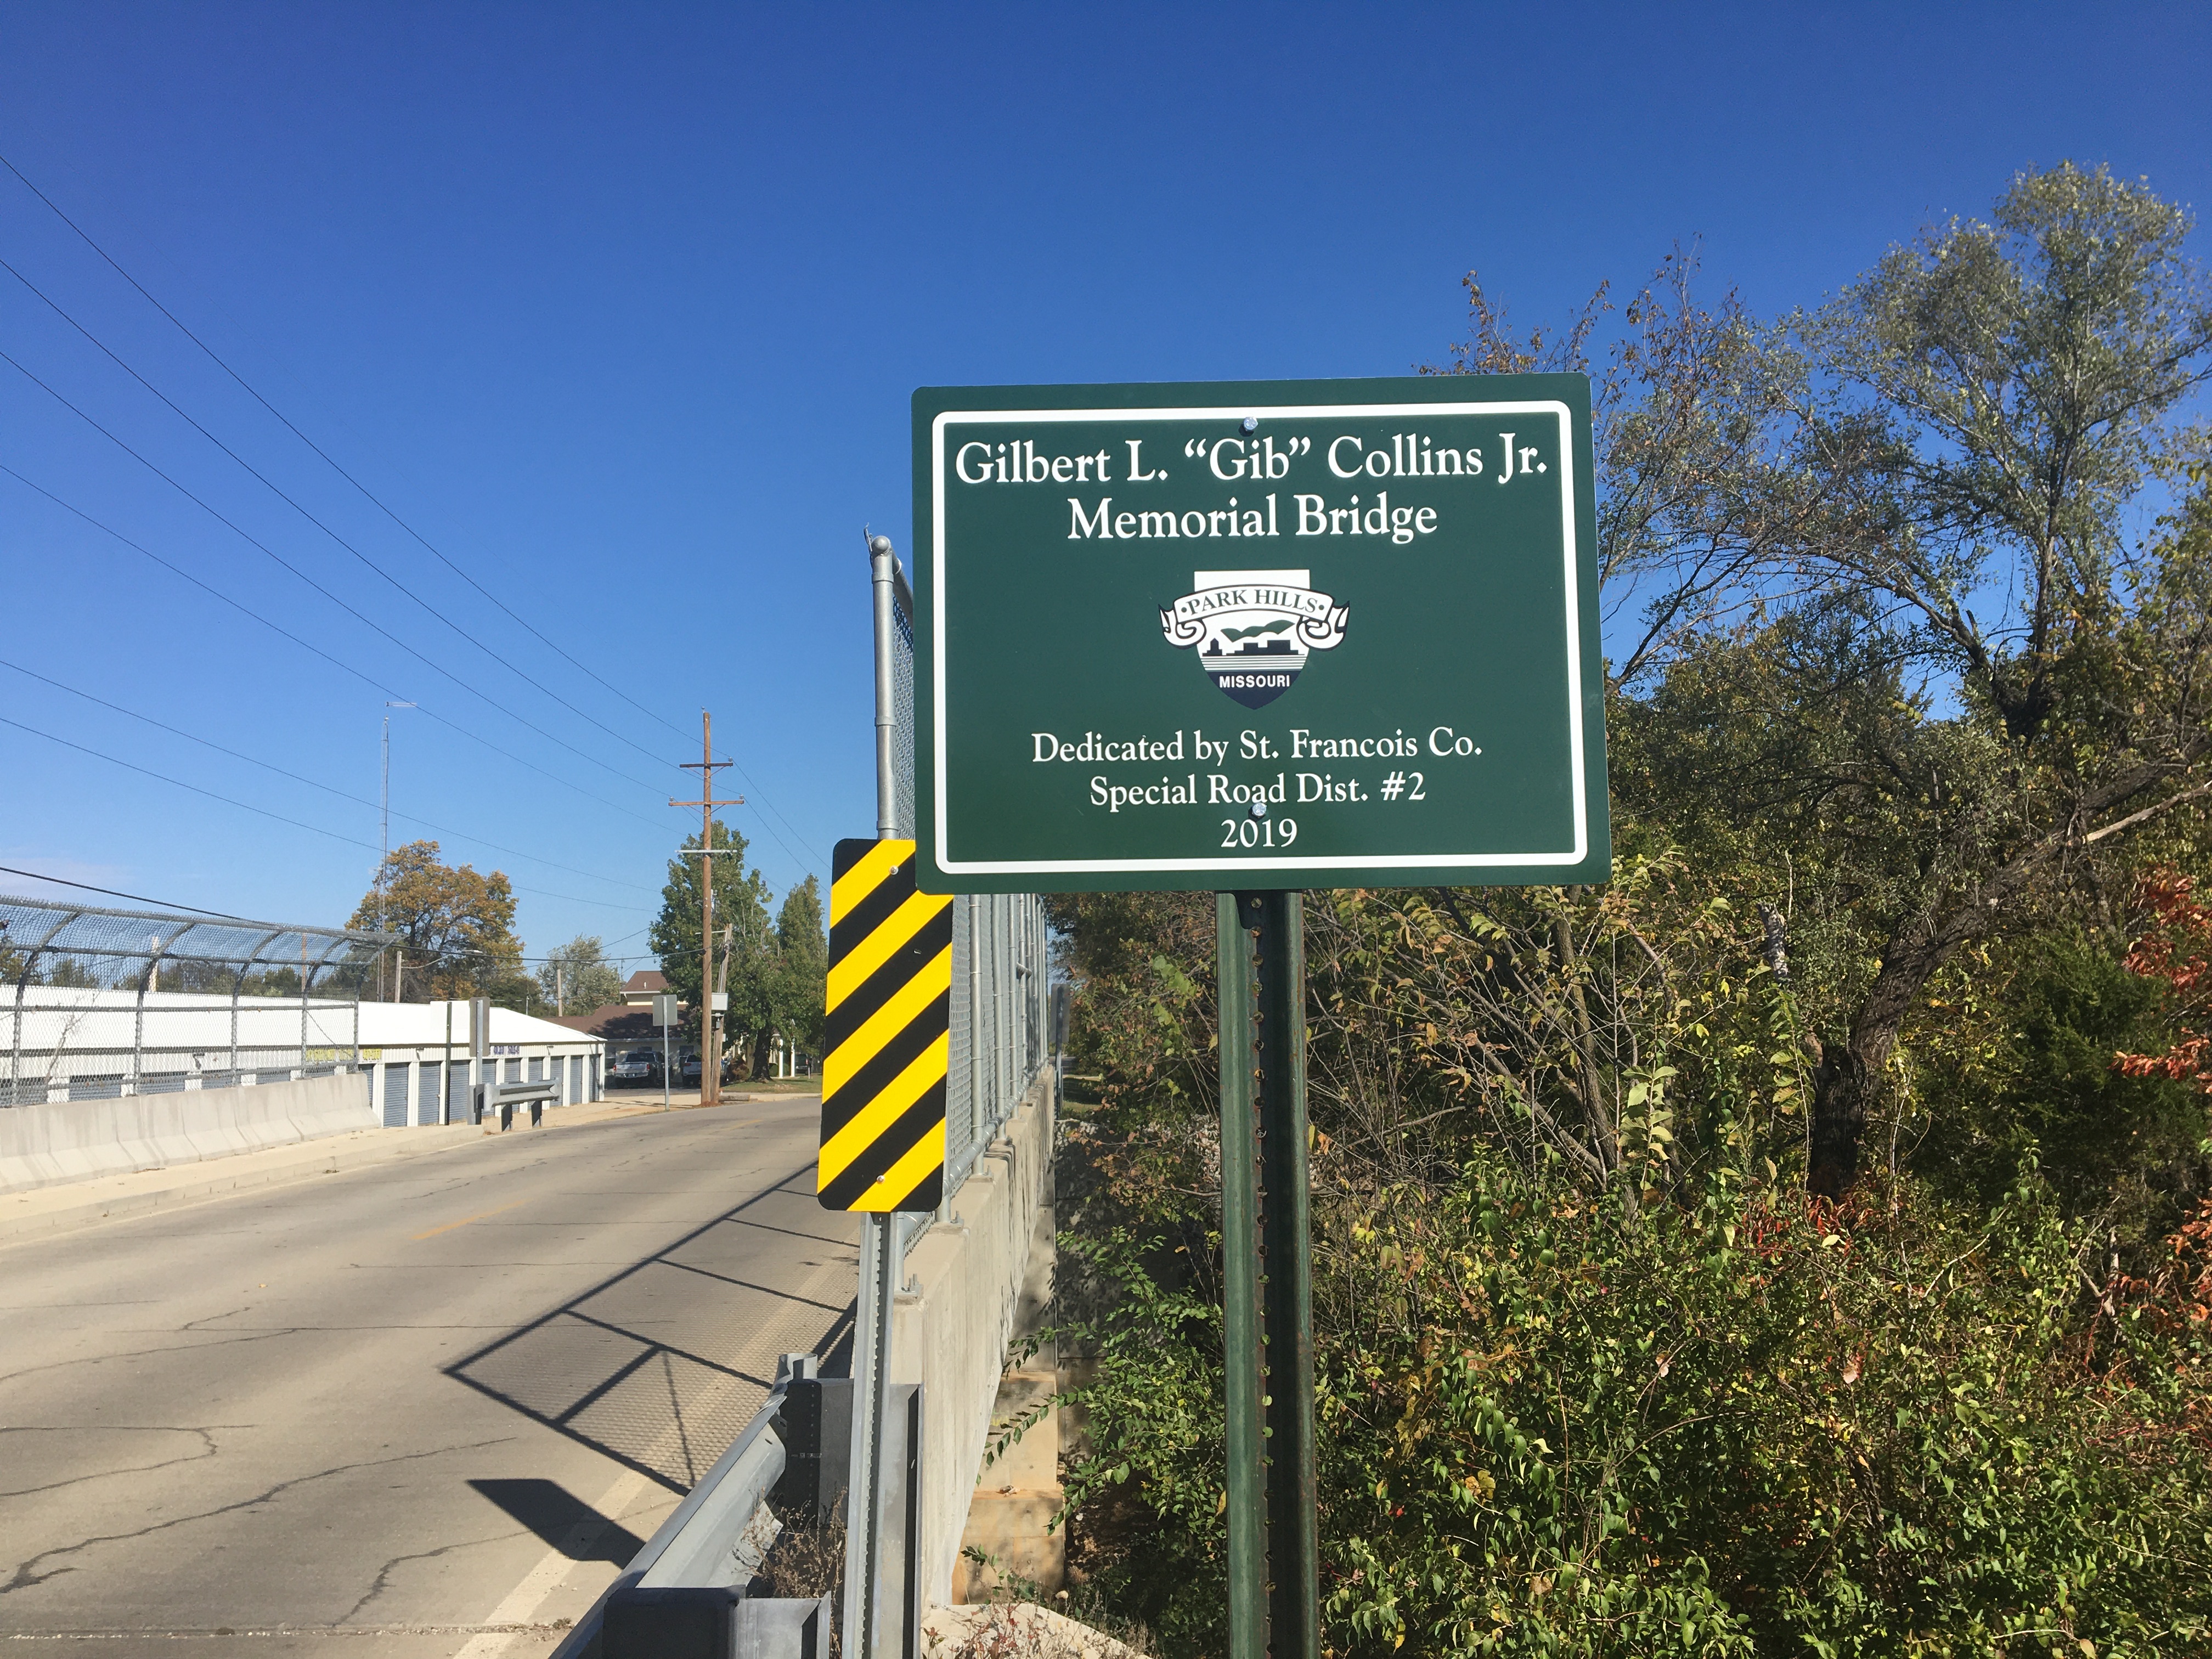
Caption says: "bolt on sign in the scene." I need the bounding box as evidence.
[912,375,1609,894]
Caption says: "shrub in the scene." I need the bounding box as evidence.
[1046,1158,2212,1657]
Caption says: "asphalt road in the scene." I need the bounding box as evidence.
[0,1096,857,1656]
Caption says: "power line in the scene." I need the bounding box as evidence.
[732,772,825,870]
[0,712,374,852]
[0,462,670,830]
[0,711,646,913]
[0,151,826,870]
[0,348,675,799]
[732,800,814,878]
[0,863,256,917]
[0,656,658,895]
[0,251,682,775]
[688,750,816,876]
[0,150,682,740]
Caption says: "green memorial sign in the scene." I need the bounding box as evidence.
[913,374,1607,895]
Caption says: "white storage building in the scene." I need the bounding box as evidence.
[356,1000,607,1126]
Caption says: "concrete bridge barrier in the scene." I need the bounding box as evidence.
[891,1066,1057,1611]
[0,1070,375,1195]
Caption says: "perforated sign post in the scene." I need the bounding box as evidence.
[913,375,1608,1659]
[653,992,677,1113]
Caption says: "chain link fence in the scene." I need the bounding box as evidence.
[884,560,1051,1248]
[1,894,392,1105]
[946,890,1049,1195]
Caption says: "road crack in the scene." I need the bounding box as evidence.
[335,1528,521,1626]
[0,1328,301,1392]
[0,1437,514,1599]
[0,1427,221,1499]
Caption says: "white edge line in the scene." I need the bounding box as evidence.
[453,1464,657,1657]
[929,400,1590,876]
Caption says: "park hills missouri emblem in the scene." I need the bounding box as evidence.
[1159,568,1350,709]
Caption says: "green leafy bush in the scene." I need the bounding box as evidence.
[1048,1160,2212,1657]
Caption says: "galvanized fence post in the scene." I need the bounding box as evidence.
[298,932,309,1077]
[836,533,1053,1654]
[845,532,907,1659]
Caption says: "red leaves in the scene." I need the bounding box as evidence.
[2124,868,2212,989]
[2113,868,2212,1091]
[2111,1193,2212,1335]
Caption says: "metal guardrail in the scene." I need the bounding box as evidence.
[552,1354,911,1659]
[474,1076,560,1130]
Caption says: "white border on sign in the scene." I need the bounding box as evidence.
[929,400,1587,876]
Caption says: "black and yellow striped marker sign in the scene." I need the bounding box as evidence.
[819,837,950,1212]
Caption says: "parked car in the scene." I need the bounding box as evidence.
[679,1049,702,1085]
[610,1048,659,1086]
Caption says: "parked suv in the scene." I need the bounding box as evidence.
[610,1048,659,1086]
[679,1049,702,1085]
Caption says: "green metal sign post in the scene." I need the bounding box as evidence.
[1219,889,1317,1659]
[910,376,1605,1657]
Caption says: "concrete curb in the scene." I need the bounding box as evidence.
[895,1069,1057,1611]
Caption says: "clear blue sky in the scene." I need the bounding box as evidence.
[3,2,2207,967]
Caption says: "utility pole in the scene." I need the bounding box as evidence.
[673,711,737,1106]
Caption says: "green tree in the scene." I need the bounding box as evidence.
[537,934,622,1015]
[43,956,100,989]
[768,875,827,1070]
[1435,250,1830,698]
[1912,927,2209,1237]
[348,839,522,1002]
[1760,162,2212,1192]
[1607,165,2212,1193]
[649,821,770,1053]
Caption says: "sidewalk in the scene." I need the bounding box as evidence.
[0,1088,817,1247]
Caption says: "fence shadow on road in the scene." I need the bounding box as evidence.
[444,1165,859,1493]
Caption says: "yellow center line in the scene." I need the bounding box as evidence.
[411,1199,525,1242]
